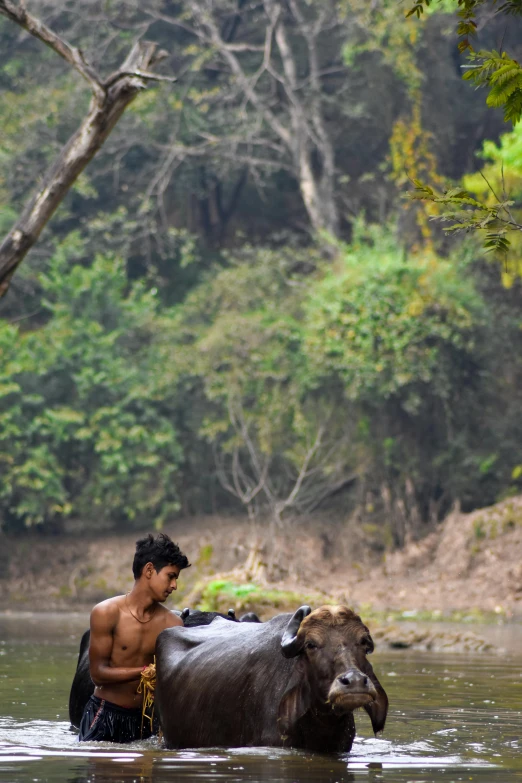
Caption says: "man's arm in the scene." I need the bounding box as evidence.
[89,603,144,687]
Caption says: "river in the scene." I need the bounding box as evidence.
[0,612,521,783]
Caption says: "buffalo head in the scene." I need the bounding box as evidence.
[180,608,238,626]
[278,605,388,738]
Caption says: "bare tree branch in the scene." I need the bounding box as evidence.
[214,391,356,526]
[103,69,176,88]
[192,5,292,147]
[0,5,175,297]
[0,0,103,97]
[275,425,325,518]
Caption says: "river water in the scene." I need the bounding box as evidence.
[0,612,521,783]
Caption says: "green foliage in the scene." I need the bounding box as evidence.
[0,77,87,210]
[407,1,522,119]
[1,221,520,538]
[404,1,522,259]
[463,50,522,124]
[160,223,521,538]
[472,500,522,543]
[0,235,183,531]
[462,117,522,278]
[1,0,521,542]
[406,0,435,19]
[197,578,319,613]
[410,118,522,269]
[473,124,522,182]
[407,1,522,24]
[342,0,424,89]
[406,0,491,50]
[304,223,482,412]
[408,179,517,257]
[165,245,334,514]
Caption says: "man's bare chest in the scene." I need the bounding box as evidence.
[111,615,161,664]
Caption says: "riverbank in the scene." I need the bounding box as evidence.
[1,495,521,624]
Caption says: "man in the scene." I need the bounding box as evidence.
[78,532,190,743]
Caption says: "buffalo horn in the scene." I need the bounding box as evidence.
[181,607,190,621]
[228,608,236,619]
[281,605,312,658]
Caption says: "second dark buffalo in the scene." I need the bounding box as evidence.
[156,604,388,752]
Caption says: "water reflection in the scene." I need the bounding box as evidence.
[0,746,364,783]
[65,751,361,783]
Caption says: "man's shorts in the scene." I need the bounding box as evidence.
[78,694,156,743]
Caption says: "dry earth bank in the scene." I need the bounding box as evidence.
[1,496,521,651]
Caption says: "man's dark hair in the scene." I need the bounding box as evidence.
[132,533,190,579]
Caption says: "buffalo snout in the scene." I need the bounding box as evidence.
[328,667,377,711]
[338,669,368,688]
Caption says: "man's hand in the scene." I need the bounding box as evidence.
[141,662,156,681]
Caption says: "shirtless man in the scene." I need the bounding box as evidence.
[78,532,190,743]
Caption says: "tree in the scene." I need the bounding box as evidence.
[406,0,522,256]
[161,225,516,545]
[145,0,351,242]
[0,0,174,297]
[301,221,494,543]
[164,242,358,527]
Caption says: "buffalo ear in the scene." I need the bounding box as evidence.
[277,662,311,736]
[363,662,388,735]
[281,605,312,658]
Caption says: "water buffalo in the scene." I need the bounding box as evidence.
[68,608,242,729]
[239,611,262,622]
[180,608,238,626]
[68,628,93,731]
[155,604,388,753]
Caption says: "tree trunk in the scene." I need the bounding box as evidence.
[297,144,339,239]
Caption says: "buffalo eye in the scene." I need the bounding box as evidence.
[305,640,318,651]
[361,634,374,654]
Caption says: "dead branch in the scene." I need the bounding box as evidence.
[0,3,174,297]
[215,392,356,526]
[0,0,103,96]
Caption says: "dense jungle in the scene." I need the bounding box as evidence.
[1,0,522,570]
